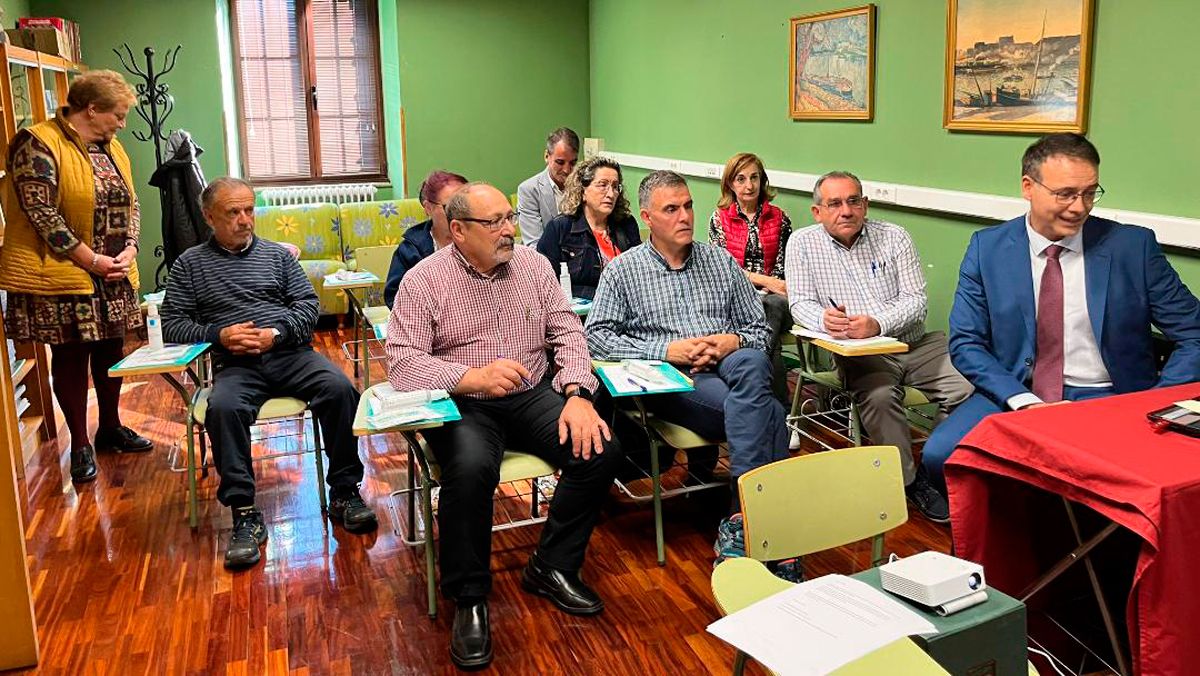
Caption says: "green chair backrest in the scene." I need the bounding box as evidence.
[353,244,399,307]
[738,445,907,562]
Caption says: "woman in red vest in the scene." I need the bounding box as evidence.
[708,152,793,403]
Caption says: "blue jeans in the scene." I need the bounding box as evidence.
[645,348,789,479]
[922,385,1117,491]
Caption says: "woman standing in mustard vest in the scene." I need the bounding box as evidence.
[0,70,152,482]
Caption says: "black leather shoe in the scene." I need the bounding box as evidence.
[521,554,604,615]
[70,445,98,483]
[94,425,153,453]
[906,466,950,524]
[450,601,492,670]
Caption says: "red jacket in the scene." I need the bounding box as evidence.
[713,201,787,276]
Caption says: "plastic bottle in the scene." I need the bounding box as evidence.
[559,263,573,301]
[146,301,164,351]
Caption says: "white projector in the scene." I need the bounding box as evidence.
[880,551,986,608]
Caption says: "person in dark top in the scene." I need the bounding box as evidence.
[383,170,468,308]
[536,156,641,300]
[161,177,377,571]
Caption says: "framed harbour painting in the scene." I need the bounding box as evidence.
[789,5,876,121]
[944,0,1095,133]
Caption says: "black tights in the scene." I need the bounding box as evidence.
[49,338,126,451]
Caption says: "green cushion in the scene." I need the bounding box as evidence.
[338,199,426,253]
[646,416,718,449]
[194,389,308,423]
[362,305,391,326]
[427,449,555,484]
[299,259,349,315]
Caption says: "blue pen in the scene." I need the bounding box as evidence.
[871,261,877,277]
[625,377,648,393]
[498,353,534,388]
[827,297,839,309]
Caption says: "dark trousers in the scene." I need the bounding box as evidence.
[761,292,794,404]
[205,346,364,507]
[420,379,622,601]
[50,338,126,451]
[644,348,790,481]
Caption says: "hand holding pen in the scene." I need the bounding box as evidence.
[823,296,850,338]
[453,355,533,398]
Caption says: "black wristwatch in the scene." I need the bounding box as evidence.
[567,386,594,402]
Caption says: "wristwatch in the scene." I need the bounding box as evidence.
[567,386,594,402]
[270,327,282,345]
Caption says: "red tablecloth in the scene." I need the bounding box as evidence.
[947,384,1200,676]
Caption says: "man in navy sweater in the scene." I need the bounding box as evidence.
[162,177,377,570]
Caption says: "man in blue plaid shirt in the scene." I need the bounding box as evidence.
[585,170,790,568]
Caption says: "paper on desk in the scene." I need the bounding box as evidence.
[1175,400,1200,414]
[598,361,683,394]
[793,328,901,348]
[117,343,197,368]
[707,574,937,676]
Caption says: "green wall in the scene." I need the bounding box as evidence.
[396,0,590,196]
[590,0,1200,330]
[31,0,228,286]
[0,0,30,28]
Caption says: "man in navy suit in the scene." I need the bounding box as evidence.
[922,133,1200,489]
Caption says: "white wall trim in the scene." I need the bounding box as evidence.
[603,151,1200,251]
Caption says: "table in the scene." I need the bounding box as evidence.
[108,342,211,527]
[322,271,380,389]
[946,384,1200,676]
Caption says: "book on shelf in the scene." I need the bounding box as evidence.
[10,357,26,377]
[14,383,26,400]
[15,396,30,417]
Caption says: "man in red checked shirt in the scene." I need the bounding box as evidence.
[385,182,622,670]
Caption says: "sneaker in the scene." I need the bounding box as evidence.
[768,557,805,583]
[329,486,379,533]
[712,513,746,567]
[906,467,950,524]
[225,506,267,570]
[94,425,153,453]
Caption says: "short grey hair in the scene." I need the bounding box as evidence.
[638,170,688,210]
[545,127,580,154]
[812,171,863,205]
[201,177,255,211]
[444,181,490,222]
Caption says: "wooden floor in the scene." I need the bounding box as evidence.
[8,327,950,675]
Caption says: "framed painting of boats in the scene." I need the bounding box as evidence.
[943,0,1095,133]
[789,5,876,121]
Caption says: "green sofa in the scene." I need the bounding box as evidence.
[255,194,521,315]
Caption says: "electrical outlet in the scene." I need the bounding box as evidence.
[869,184,897,203]
[704,165,721,178]
[666,160,682,172]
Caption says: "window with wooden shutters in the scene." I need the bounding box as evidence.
[230,0,385,183]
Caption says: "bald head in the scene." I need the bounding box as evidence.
[447,182,518,275]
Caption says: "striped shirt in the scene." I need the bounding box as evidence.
[785,219,928,344]
[584,240,769,360]
[161,236,319,353]
[386,244,597,399]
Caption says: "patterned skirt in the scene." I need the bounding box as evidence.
[4,278,144,345]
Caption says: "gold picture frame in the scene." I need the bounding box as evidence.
[789,4,876,121]
[943,0,1096,134]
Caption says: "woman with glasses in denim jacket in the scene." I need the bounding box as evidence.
[536,156,641,300]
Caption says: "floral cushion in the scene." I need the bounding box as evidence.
[255,203,342,261]
[300,259,349,315]
[338,199,426,260]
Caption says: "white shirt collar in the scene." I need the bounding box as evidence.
[1025,214,1082,256]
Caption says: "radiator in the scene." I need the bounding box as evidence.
[259,183,378,206]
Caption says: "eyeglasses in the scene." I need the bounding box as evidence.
[1029,177,1105,205]
[587,180,622,195]
[818,196,866,211]
[458,212,519,230]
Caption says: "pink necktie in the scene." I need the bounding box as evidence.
[1032,244,1065,402]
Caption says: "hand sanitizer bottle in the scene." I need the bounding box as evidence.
[146,301,164,351]
[559,262,573,301]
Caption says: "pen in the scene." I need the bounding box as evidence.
[625,377,648,393]
[498,353,534,388]
[827,297,839,309]
[871,261,877,277]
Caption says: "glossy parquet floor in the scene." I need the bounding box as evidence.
[8,327,951,675]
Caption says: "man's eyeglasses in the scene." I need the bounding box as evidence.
[458,212,519,230]
[587,180,622,195]
[818,196,866,211]
[1029,177,1105,205]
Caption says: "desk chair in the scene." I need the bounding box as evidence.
[614,398,725,567]
[187,356,328,527]
[784,338,933,451]
[408,433,556,618]
[710,557,949,676]
[710,446,909,673]
[342,245,397,383]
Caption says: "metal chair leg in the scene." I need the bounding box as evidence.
[531,477,540,518]
[423,473,438,619]
[650,437,666,566]
[198,424,210,478]
[186,417,199,528]
[311,412,327,512]
[733,649,748,676]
